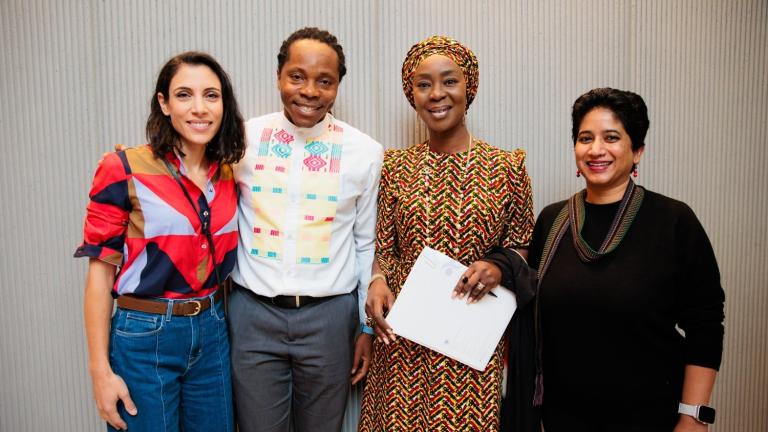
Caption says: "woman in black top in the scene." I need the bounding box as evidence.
[489,88,724,432]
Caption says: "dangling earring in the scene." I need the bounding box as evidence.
[632,164,638,178]
[576,169,581,177]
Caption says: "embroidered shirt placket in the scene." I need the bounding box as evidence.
[283,129,305,278]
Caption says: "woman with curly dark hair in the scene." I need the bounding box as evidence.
[75,51,245,431]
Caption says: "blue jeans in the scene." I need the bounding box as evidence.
[107,294,233,432]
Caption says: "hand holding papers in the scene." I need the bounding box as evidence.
[385,247,517,371]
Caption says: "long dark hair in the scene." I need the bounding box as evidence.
[146,51,246,164]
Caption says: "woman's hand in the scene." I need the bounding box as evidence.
[365,279,396,344]
[84,259,135,430]
[90,368,136,430]
[673,415,708,432]
[453,260,502,303]
[673,365,718,432]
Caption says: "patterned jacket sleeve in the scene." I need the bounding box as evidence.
[73,152,130,266]
[375,150,399,283]
[500,149,534,249]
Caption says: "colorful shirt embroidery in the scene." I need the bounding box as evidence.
[248,121,344,264]
[233,112,383,318]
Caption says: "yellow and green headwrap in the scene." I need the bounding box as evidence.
[401,35,479,110]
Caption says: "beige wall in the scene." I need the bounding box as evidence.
[1,0,765,430]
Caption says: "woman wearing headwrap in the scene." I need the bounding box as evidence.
[359,36,536,431]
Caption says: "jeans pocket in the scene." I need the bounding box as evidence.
[114,310,165,337]
[211,299,227,322]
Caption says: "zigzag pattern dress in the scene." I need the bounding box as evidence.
[359,140,534,431]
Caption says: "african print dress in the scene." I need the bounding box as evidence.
[359,139,534,431]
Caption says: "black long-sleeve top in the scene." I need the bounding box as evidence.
[490,189,725,427]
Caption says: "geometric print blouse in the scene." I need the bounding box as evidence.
[74,145,238,299]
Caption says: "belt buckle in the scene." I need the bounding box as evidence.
[295,295,300,308]
[185,300,202,316]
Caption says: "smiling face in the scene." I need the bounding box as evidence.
[575,107,645,203]
[277,39,340,128]
[157,64,223,152]
[411,54,467,137]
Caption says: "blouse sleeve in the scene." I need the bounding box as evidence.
[73,152,131,266]
[375,150,399,281]
[500,149,534,249]
[482,202,559,304]
[674,203,725,370]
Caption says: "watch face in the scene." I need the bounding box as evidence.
[698,406,716,424]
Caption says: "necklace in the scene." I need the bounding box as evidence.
[421,135,474,256]
[568,179,644,262]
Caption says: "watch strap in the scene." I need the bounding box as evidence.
[678,402,715,424]
[678,402,699,418]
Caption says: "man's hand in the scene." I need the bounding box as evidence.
[453,260,502,303]
[365,280,395,344]
[99,144,127,164]
[350,333,373,385]
[91,369,137,430]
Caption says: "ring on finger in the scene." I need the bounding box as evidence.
[476,281,486,290]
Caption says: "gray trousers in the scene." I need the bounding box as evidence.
[228,287,357,432]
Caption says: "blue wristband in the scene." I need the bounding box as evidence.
[361,324,375,335]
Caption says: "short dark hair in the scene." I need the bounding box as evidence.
[277,27,346,81]
[146,51,246,165]
[571,87,649,151]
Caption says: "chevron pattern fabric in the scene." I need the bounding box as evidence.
[360,140,534,431]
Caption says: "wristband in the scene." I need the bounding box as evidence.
[678,402,716,424]
[361,324,375,335]
[368,273,386,288]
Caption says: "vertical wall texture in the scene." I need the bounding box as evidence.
[0,1,765,430]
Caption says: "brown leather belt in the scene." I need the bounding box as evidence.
[233,282,340,309]
[116,290,223,316]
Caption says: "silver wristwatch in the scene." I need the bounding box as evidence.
[678,402,716,424]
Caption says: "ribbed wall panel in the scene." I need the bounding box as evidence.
[1,1,765,431]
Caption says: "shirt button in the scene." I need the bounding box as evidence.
[203,211,209,217]
[201,243,207,249]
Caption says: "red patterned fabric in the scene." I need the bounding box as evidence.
[360,140,534,431]
[74,145,238,299]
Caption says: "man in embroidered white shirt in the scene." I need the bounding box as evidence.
[228,27,383,432]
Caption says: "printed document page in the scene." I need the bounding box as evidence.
[385,247,517,371]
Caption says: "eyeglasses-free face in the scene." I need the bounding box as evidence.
[411,55,468,137]
[157,64,224,152]
[575,107,644,203]
[278,39,340,128]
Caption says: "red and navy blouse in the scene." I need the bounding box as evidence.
[75,145,238,299]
